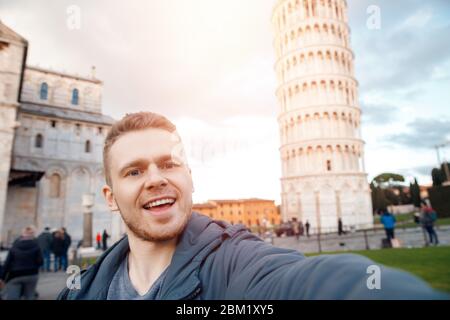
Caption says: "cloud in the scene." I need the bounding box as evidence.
[386,118,450,149]
[0,0,277,125]
[351,1,450,95]
[361,102,400,124]
[395,165,433,178]
[395,8,433,31]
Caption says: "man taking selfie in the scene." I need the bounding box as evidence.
[58,112,446,300]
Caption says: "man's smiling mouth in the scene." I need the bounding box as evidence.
[142,197,176,215]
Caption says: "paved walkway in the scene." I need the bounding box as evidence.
[272,225,450,253]
[35,271,68,300]
[3,226,449,299]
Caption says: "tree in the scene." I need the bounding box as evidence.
[385,188,400,206]
[370,182,389,213]
[399,186,411,204]
[431,168,445,187]
[441,162,450,182]
[410,178,421,208]
[373,173,405,187]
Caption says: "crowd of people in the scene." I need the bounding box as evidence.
[0,226,73,300]
[36,227,72,272]
[379,202,439,247]
[0,226,110,300]
[274,218,311,239]
[275,202,441,248]
[96,230,110,251]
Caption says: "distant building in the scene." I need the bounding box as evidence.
[0,20,122,245]
[419,184,430,201]
[193,198,281,229]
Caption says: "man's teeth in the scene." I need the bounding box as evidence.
[144,198,175,209]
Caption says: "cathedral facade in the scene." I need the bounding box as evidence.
[0,21,122,245]
[272,0,373,233]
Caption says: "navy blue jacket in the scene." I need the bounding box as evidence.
[57,212,446,300]
[1,238,43,282]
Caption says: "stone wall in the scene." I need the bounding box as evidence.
[3,185,38,242]
[21,67,102,113]
[0,22,27,242]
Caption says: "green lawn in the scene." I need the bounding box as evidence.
[399,217,450,229]
[306,246,450,293]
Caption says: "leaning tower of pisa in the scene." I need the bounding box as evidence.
[272,0,373,233]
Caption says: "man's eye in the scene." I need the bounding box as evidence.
[161,161,180,169]
[126,169,141,177]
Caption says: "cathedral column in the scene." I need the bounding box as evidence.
[315,191,321,232]
[309,0,314,18]
[335,190,342,219]
[297,191,303,221]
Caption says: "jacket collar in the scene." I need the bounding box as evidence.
[68,212,247,300]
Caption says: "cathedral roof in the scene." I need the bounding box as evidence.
[26,66,102,85]
[19,102,115,126]
[0,19,28,45]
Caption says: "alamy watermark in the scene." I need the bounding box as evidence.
[66,5,81,30]
[66,265,82,290]
[366,5,381,30]
[366,264,381,290]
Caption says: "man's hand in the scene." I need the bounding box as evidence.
[0,279,5,290]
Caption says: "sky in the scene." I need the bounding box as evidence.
[1,0,449,204]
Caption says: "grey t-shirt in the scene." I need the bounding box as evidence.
[106,253,168,300]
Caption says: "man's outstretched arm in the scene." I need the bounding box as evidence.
[224,237,447,300]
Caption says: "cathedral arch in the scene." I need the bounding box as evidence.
[46,166,68,179]
[49,173,62,198]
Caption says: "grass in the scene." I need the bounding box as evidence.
[306,246,450,293]
[373,212,414,224]
[399,217,450,229]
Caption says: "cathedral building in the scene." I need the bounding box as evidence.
[0,20,122,245]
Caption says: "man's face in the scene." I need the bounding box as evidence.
[103,128,194,242]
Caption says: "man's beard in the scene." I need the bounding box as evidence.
[117,203,191,242]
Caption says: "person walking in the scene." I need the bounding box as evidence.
[0,226,43,300]
[102,230,110,251]
[51,230,65,272]
[96,232,102,250]
[298,221,304,237]
[338,218,345,236]
[36,227,53,272]
[292,218,300,240]
[61,228,72,271]
[380,209,396,242]
[421,203,439,245]
[305,220,310,238]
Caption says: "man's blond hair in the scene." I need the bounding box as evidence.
[103,112,177,186]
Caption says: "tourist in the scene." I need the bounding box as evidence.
[0,226,43,300]
[37,227,53,272]
[51,230,65,272]
[380,209,396,242]
[96,232,102,250]
[102,229,110,251]
[61,228,72,271]
[57,112,446,300]
[421,203,439,245]
[305,220,310,238]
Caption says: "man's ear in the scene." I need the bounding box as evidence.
[102,184,119,212]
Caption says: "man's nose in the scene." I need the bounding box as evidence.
[143,164,168,189]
